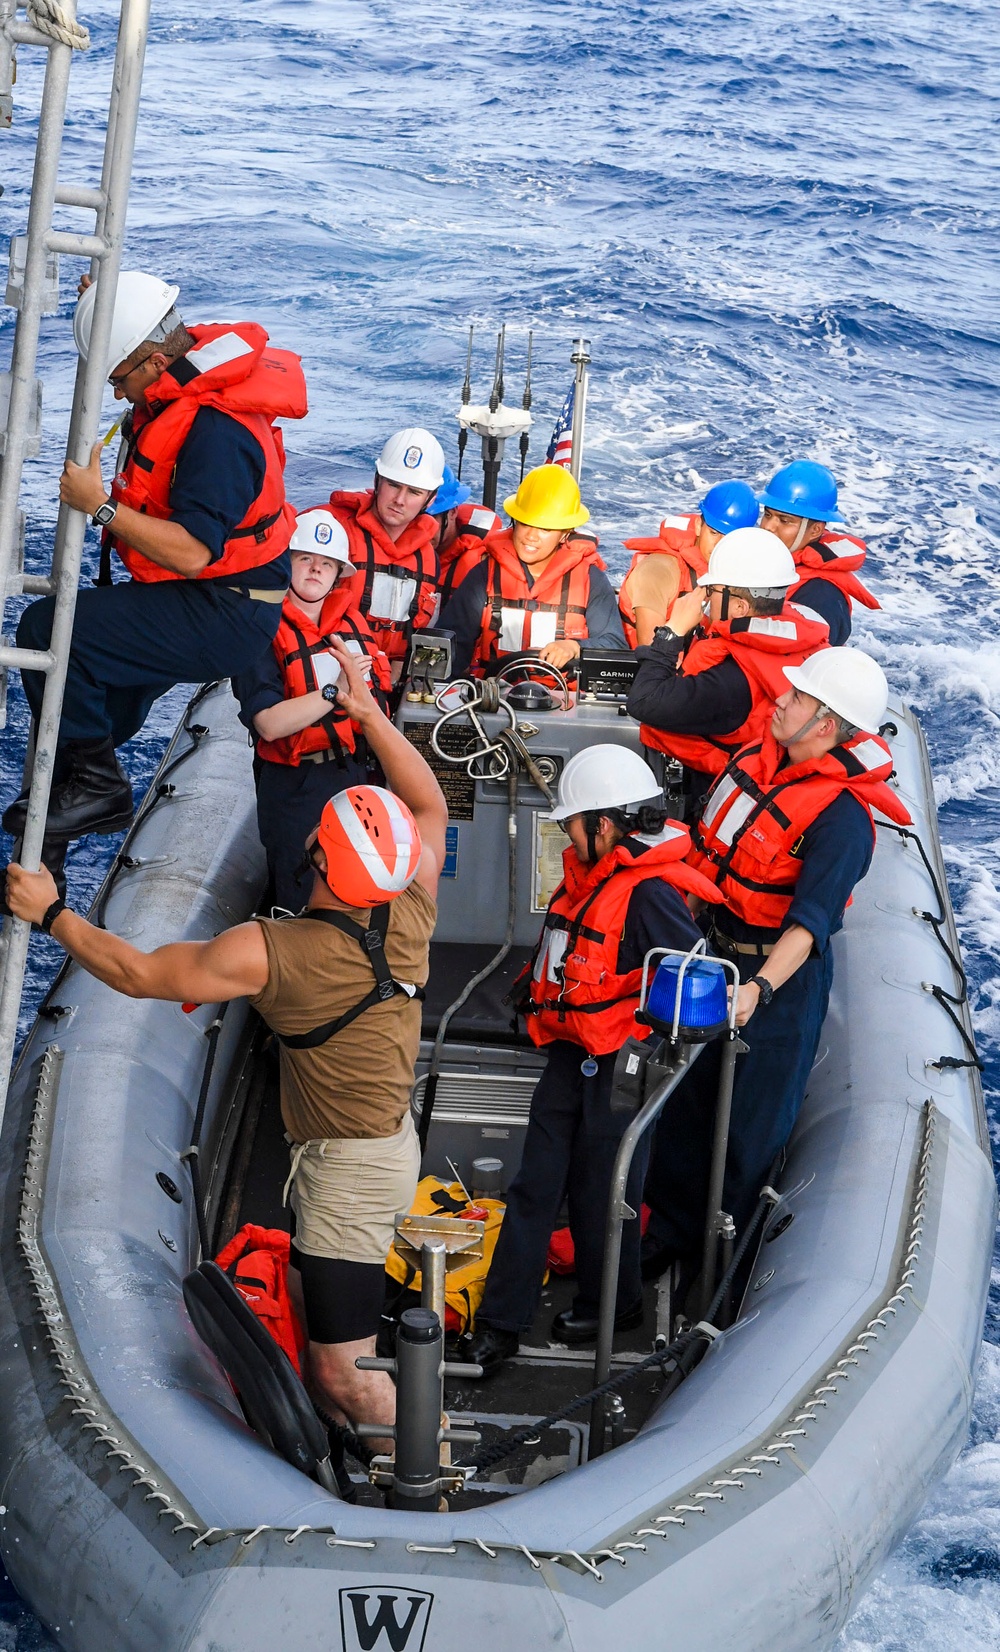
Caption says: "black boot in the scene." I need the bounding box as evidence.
[2,738,133,841]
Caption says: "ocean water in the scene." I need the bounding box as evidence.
[1,0,998,1643]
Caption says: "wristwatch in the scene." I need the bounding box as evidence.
[748,974,774,1007]
[320,682,340,705]
[92,499,117,527]
[651,624,682,645]
[39,897,67,934]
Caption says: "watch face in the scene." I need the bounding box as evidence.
[94,502,116,525]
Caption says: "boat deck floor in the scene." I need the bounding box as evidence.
[226,1050,669,1505]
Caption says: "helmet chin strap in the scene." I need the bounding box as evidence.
[720,586,731,623]
[779,702,832,747]
[582,810,603,865]
[790,517,811,553]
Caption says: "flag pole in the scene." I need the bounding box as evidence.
[569,337,591,481]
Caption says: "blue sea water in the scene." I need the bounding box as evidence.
[1,0,998,1643]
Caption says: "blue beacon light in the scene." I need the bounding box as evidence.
[644,956,730,1043]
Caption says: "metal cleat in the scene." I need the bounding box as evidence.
[0,372,42,458]
[6,237,60,314]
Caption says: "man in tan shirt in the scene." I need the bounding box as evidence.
[6,638,447,1450]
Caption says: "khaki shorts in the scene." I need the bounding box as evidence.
[284,1116,420,1266]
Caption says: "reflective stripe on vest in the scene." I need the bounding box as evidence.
[689,731,910,927]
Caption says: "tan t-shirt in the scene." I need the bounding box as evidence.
[628,554,683,626]
[251,881,437,1144]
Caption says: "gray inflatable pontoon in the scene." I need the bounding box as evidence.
[0,679,994,1652]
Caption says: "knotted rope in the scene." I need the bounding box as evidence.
[25,0,90,51]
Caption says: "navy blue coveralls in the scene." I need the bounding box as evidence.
[439,559,627,678]
[793,575,851,645]
[17,408,288,755]
[646,791,874,1254]
[233,649,372,913]
[626,629,753,812]
[476,873,702,1335]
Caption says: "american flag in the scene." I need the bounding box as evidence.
[545,384,575,468]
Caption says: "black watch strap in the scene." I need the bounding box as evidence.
[748,973,773,1006]
[40,898,67,934]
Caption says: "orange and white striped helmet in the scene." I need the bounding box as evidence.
[317,785,422,907]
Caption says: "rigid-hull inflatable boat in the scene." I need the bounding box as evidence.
[0,674,994,1652]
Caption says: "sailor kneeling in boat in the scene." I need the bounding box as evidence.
[439,464,626,678]
[618,478,760,648]
[626,527,829,817]
[234,507,392,913]
[758,460,879,646]
[458,746,721,1378]
[4,271,306,849]
[5,642,446,1451]
[646,647,912,1264]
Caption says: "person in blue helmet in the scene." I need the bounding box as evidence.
[759,460,879,646]
[429,465,503,606]
[619,479,759,647]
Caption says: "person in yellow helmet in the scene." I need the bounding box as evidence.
[439,464,626,677]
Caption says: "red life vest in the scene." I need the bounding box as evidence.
[640,603,830,777]
[438,502,503,605]
[108,322,307,583]
[330,489,440,662]
[255,582,392,767]
[791,530,880,613]
[214,1224,307,1376]
[472,528,605,673]
[689,729,911,929]
[619,513,707,647]
[524,828,722,1055]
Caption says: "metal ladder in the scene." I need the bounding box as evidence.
[0,0,150,1121]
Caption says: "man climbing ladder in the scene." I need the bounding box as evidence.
[3,269,307,844]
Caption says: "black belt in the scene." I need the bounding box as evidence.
[710,923,776,959]
[225,584,289,605]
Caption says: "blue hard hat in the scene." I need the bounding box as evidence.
[428,465,471,515]
[758,460,844,524]
[699,480,760,535]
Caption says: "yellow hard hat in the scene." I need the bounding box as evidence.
[504,464,591,531]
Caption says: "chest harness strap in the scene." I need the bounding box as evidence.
[276,905,423,1050]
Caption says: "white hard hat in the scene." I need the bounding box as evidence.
[697,526,797,590]
[74,270,182,374]
[783,647,889,734]
[375,427,446,491]
[546,745,663,823]
[289,508,354,571]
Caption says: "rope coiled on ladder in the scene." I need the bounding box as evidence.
[25,1,90,51]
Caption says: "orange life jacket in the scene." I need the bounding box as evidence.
[438,502,503,605]
[108,322,306,583]
[214,1224,307,1376]
[472,528,604,673]
[330,489,440,661]
[790,530,880,612]
[619,513,707,646]
[255,582,392,767]
[640,604,830,777]
[689,729,911,929]
[523,828,722,1055]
